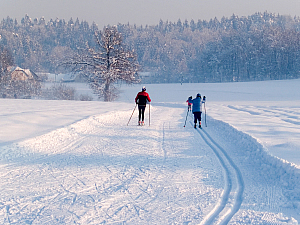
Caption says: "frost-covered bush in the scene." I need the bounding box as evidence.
[42,83,76,100]
[0,79,41,99]
[79,93,93,101]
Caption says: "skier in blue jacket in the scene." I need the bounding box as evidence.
[188,93,206,128]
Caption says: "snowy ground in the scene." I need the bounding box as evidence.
[0,79,300,224]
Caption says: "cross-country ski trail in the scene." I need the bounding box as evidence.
[0,104,298,224]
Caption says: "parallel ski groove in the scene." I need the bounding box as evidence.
[191,122,244,225]
[202,129,244,225]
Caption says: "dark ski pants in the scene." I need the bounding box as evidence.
[138,105,146,121]
[193,112,202,124]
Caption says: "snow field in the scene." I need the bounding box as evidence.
[1,103,298,224]
[207,102,300,166]
[1,79,300,224]
[0,105,225,224]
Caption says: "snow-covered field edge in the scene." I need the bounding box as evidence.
[207,116,300,216]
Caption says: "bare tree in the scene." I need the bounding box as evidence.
[65,26,140,101]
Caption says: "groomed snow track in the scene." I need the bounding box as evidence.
[191,122,244,225]
[2,104,299,224]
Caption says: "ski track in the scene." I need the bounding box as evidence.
[186,112,244,225]
[0,105,299,224]
[0,106,221,224]
[196,126,244,225]
[227,105,300,127]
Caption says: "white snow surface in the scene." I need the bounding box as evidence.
[0,79,300,224]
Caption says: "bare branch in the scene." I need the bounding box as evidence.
[63,26,140,101]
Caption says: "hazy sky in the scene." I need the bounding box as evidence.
[1,0,300,28]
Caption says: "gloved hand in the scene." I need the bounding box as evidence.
[203,96,206,100]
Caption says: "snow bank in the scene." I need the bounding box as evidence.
[207,115,300,211]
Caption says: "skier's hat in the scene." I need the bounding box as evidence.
[197,93,201,97]
[142,86,146,91]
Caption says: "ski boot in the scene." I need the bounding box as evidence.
[199,121,201,128]
[138,121,141,126]
[194,123,197,128]
[142,121,145,126]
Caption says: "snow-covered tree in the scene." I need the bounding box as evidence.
[0,45,14,73]
[0,45,41,98]
[0,45,14,88]
[66,26,140,101]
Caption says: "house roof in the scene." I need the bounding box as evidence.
[8,66,40,81]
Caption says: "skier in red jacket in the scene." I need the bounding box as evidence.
[135,86,151,126]
[186,96,192,111]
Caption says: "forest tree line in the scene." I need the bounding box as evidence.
[1,12,300,83]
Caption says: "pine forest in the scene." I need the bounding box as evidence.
[1,12,300,84]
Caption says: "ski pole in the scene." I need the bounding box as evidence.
[149,102,151,126]
[127,104,137,126]
[183,107,189,127]
[204,102,207,127]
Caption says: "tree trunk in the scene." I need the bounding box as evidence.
[104,81,110,101]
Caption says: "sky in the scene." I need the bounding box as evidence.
[0,0,300,28]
